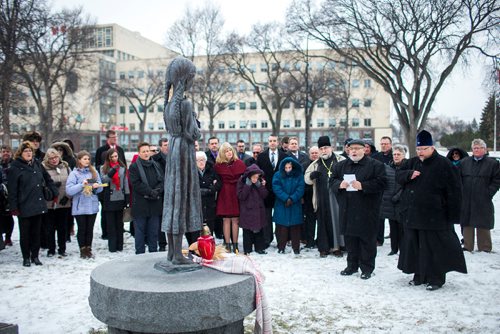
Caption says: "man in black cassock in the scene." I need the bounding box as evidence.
[330,139,386,279]
[396,130,467,291]
[305,136,344,257]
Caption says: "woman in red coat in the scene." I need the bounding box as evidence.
[214,142,246,253]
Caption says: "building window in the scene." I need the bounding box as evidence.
[239,121,246,129]
[138,71,144,79]
[119,72,125,79]
[364,99,372,107]
[250,120,257,129]
[157,105,164,112]
[352,99,360,107]
[352,118,360,127]
[139,106,145,113]
[363,131,372,139]
[218,66,225,74]
[317,119,325,128]
[295,120,302,128]
[364,79,371,88]
[197,103,204,112]
[218,103,225,111]
[218,121,225,129]
[158,122,165,130]
[283,100,290,109]
[129,106,135,113]
[120,106,125,114]
[128,71,135,79]
[239,102,246,110]
[352,79,360,88]
[228,84,235,92]
[239,83,246,92]
[317,100,325,108]
[250,102,257,110]
[364,118,372,127]
[249,64,256,73]
[329,118,336,127]
[260,64,268,72]
[129,123,136,131]
[228,103,236,110]
[148,123,154,130]
[29,106,36,115]
[229,121,236,129]
[283,120,290,128]
[340,118,347,127]
[261,120,268,129]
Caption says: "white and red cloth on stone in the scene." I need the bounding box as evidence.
[192,254,273,334]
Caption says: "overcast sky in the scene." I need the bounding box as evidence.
[52,0,494,123]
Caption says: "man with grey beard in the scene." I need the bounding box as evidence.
[330,139,386,280]
[305,136,345,257]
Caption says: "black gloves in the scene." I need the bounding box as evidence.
[107,167,118,177]
[150,189,159,199]
[309,171,321,180]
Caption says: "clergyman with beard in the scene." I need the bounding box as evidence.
[330,139,386,280]
[305,136,345,257]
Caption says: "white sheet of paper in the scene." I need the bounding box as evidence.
[344,174,357,191]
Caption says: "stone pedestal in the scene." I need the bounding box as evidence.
[89,253,256,334]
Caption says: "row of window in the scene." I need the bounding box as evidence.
[119,118,372,132]
[119,70,163,80]
[213,98,372,111]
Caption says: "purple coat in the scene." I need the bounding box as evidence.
[237,164,268,231]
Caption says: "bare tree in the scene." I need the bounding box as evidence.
[165,3,235,138]
[224,22,299,135]
[15,5,94,144]
[0,0,42,144]
[288,0,499,155]
[101,64,165,142]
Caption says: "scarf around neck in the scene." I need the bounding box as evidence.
[109,161,121,190]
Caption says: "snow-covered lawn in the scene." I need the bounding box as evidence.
[1,197,499,333]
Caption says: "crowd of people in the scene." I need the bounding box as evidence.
[1,129,499,291]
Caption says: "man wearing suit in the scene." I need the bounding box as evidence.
[205,137,219,164]
[257,134,287,248]
[95,130,127,240]
[287,136,310,171]
[236,139,252,166]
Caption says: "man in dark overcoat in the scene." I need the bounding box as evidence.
[459,138,500,252]
[396,130,467,291]
[330,139,386,279]
[257,134,287,248]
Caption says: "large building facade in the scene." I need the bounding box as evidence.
[6,23,392,152]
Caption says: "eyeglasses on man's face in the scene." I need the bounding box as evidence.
[416,146,431,152]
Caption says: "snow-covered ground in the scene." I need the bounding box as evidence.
[1,197,500,334]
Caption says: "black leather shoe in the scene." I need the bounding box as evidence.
[332,250,343,258]
[47,251,55,257]
[58,251,67,257]
[360,272,372,280]
[388,251,397,256]
[340,268,358,276]
[277,249,285,254]
[409,280,422,286]
[23,259,31,267]
[31,257,43,266]
[256,250,267,255]
[319,251,328,258]
[426,284,442,291]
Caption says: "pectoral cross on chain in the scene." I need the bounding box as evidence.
[327,171,332,178]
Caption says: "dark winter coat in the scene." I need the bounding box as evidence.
[331,156,386,238]
[237,164,268,231]
[396,150,462,230]
[287,151,310,172]
[272,157,305,227]
[199,162,222,223]
[257,148,287,208]
[373,149,393,165]
[380,164,397,220]
[8,158,59,218]
[214,159,246,217]
[459,156,500,229]
[100,165,130,211]
[129,158,164,218]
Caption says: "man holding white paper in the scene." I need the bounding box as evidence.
[330,139,386,280]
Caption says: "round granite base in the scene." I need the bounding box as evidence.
[89,253,255,333]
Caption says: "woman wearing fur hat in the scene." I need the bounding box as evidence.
[237,164,268,255]
[42,148,72,257]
